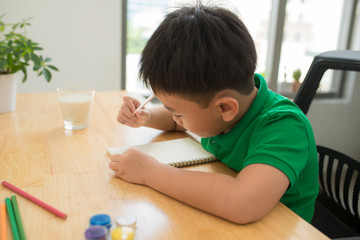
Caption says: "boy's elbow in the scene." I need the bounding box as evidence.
[227,213,262,225]
[225,204,269,224]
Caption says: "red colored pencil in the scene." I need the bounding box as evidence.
[1,180,67,219]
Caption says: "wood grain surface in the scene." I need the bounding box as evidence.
[0,92,329,240]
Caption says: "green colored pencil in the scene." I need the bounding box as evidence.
[11,195,26,240]
[5,197,20,240]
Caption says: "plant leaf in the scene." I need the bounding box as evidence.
[12,23,19,30]
[7,53,13,67]
[33,64,41,71]
[7,40,12,48]
[0,15,58,83]
[0,58,7,72]
[15,40,26,49]
[24,53,30,62]
[30,53,41,66]
[20,65,27,82]
[47,65,59,71]
[26,40,32,49]
[43,67,52,82]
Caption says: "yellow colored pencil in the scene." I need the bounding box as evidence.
[0,202,7,240]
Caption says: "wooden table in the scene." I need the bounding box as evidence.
[0,91,329,240]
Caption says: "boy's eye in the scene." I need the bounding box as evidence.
[173,113,182,118]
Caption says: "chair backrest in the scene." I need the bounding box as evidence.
[294,50,360,115]
[317,145,360,232]
[293,50,360,237]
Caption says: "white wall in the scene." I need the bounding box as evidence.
[0,0,121,92]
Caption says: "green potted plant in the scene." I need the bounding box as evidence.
[0,13,59,113]
[292,68,301,93]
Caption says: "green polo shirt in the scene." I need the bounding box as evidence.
[201,73,319,222]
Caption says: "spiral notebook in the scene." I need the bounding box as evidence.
[106,137,217,167]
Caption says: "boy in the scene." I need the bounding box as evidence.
[109,2,319,224]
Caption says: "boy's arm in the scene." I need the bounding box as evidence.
[110,149,289,224]
[146,162,289,224]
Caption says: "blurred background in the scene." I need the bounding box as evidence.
[1,0,359,97]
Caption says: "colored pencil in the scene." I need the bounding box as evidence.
[134,94,155,114]
[0,202,7,240]
[1,181,67,219]
[11,195,26,240]
[5,197,20,240]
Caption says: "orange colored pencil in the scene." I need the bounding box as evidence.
[0,202,7,240]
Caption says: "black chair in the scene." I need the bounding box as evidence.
[314,146,360,238]
[294,50,360,115]
[293,50,360,239]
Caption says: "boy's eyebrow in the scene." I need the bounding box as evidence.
[164,105,175,112]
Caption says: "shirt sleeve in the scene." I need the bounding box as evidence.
[243,111,311,189]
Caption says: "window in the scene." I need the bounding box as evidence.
[225,1,271,75]
[126,0,173,94]
[278,0,344,97]
[125,0,271,94]
[123,0,358,100]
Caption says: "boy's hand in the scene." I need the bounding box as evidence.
[109,148,160,185]
[117,96,151,128]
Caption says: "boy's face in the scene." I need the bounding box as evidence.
[156,93,228,138]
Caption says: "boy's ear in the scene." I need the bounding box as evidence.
[215,97,239,122]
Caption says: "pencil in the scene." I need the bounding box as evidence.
[5,197,20,240]
[134,94,155,114]
[11,195,26,240]
[1,181,67,220]
[0,202,7,240]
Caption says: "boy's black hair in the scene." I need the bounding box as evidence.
[139,1,257,107]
